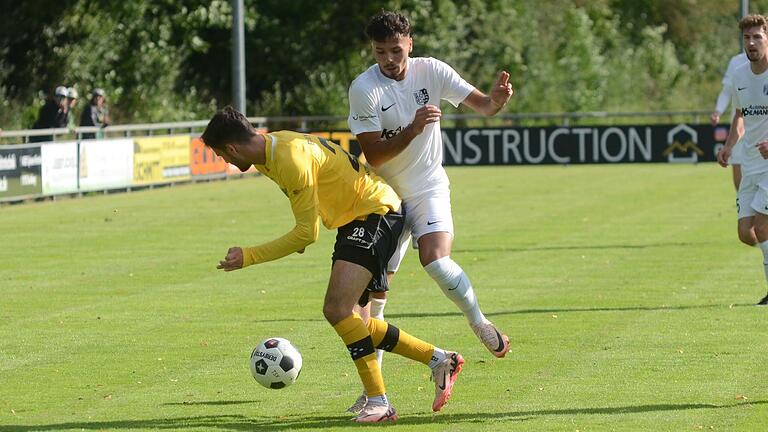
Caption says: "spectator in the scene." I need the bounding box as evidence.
[79,88,109,140]
[66,87,79,130]
[31,85,69,142]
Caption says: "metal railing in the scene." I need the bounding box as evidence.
[0,111,712,144]
[0,117,267,144]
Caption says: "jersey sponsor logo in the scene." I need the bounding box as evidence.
[426,220,440,225]
[742,105,768,117]
[381,103,396,111]
[738,86,748,91]
[414,88,430,105]
[351,114,377,121]
[381,126,404,139]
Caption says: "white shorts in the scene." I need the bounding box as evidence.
[729,139,745,165]
[386,188,454,273]
[736,171,768,219]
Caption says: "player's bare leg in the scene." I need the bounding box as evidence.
[418,232,510,358]
[733,164,743,191]
[738,217,758,247]
[325,260,395,422]
[347,290,389,413]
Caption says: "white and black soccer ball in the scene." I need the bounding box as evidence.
[249,337,302,389]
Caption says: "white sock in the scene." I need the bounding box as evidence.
[428,347,448,369]
[370,298,387,366]
[367,394,388,406]
[758,241,768,283]
[423,256,486,325]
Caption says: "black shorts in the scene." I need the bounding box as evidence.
[331,208,405,306]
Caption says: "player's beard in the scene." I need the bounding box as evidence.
[382,64,400,79]
[381,61,407,80]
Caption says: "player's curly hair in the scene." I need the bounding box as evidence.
[201,106,255,149]
[739,14,768,34]
[365,10,411,42]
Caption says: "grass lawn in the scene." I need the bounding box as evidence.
[1,163,766,431]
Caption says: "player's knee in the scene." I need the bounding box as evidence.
[418,245,451,267]
[738,228,757,246]
[322,301,348,325]
[423,256,461,284]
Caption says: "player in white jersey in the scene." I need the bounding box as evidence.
[712,52,748,190]
[344,11,513,412]
[716,14,768,305]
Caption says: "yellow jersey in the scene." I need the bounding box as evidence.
[242,131,401,267]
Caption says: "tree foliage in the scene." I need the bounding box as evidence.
[0,0,760,129]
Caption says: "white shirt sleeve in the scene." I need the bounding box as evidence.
[715,84,733,114]
[348,81,381,135]
[730,79,742,112]
[429,58,475,107]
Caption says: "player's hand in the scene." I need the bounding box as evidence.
[710,111,721,126]
[758,141,768,159]
[490,71,514,110]
[716,145,731,167]
[409,105,441,135]
[217,247,244,271]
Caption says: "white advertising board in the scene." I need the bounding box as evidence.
[79,138,134,191]
[41,141,78,195]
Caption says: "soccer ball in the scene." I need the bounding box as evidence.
[249,337,302,389]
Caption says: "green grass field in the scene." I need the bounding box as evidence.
[1,163,767,431]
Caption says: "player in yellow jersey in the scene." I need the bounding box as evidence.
[200,106,464,422]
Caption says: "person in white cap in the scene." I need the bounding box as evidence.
[31,85,70,142]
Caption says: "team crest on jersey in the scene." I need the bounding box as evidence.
[413,88,430,105]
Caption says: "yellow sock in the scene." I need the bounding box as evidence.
[333,313,385,397]
[367,317,435,364]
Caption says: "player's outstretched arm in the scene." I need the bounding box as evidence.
[462,71,514,116]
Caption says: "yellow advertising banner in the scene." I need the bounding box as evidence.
[133,135,191,184]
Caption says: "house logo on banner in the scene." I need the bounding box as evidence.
[662,124,703,163]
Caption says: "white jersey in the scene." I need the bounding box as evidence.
[348,57,474,199]
[731,61,768,177]
[716,53,748,119]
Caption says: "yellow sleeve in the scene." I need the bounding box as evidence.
[241,153,321,267]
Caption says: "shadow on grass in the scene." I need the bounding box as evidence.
[388,303,755,320]
[162,400,259,406]
[3,400,764,431]
[251,303,751,323]
[452,241,702,254]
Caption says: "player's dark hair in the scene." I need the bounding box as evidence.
[740,14,768,34]
[201,106,255,149]
[365,11,411,42]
